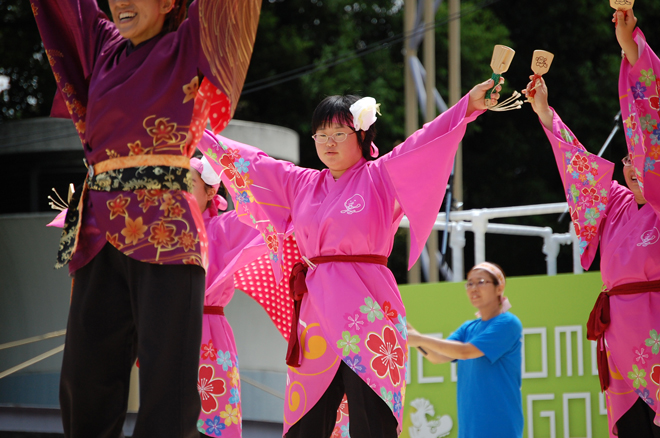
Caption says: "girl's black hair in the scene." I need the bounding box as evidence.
[164,0,187,33]
[311,95,377,161]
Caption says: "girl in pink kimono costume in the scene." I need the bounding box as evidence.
[199,81,502,437]
[190,156,303,437]
[525,10,660,436]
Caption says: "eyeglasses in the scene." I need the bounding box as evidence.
[312,131,356,144]
[622,155,632,167]
[465,279,493,290]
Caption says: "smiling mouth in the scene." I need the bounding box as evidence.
[118,11,137,22]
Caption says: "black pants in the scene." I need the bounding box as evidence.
[617,396,660,438]
[285,361,398,438]
[60,243,205,438]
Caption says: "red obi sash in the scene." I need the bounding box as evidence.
[286,255,388,367]
[203,306,225,315]
[587,280,660,391]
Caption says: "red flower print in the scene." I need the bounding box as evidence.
[571,155,591,173]
[573,222,581,237]
[581,225,597,241]
[168,202,186,219]
[121,216,147,246]
[581,187,600,204]
[177,230,197,252]
[335,395,348,422]
[365,326,406,386]
[226,148,241,161]
[128,141,145,155]
[382,301,398,321]
[220,155,246,188]
[650,96,659,112]
[107,194,130,220]
[147,117,178,145]
[650,364,660,386]
[139,196,158,212]
[590,168,598,176]
[135,189,147,201]
[197,364,226,414]
[105,232,123,250]
[265,235,278,253]
[148,221,177,249]
[201,340,218,361]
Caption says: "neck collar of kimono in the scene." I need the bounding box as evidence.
[125,31,165,56]
[327,156,366,182]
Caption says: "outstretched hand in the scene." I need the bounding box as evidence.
[466,77,503,116]
[613,9,639,66]
[522,75,553,131]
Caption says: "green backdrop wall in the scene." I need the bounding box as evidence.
[400,272,608,438]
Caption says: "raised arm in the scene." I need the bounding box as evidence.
[613,9,639,67]
[31,0,118,140]
[198,130,315,281]
[618,26,660,216]
[525,76,615,269]
[185,0,261,123]
[374,78,499,269]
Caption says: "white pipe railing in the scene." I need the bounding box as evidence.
[399,202,580,282]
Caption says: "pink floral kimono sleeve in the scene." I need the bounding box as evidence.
[619,27,660,218]
[378,93,483,268]
[540,111,615,269]
[200,134,317,281]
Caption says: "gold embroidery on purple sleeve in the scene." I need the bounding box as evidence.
[46,49,63,66]
[183,76,200,104]
[62,83,76,97]
[198,0,261,117]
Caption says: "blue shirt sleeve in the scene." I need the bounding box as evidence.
[447,321,469,342]
[469,313,522,364]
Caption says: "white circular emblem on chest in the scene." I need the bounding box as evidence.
[637,227,660,247]
[340,194,365,215]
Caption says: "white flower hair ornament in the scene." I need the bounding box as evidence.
[349,97,381,132]
[350,97,381,157]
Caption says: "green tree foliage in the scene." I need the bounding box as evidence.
[4,0,660,278]
[0,0,56,119]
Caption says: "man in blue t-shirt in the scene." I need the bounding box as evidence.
[408,262,523,438]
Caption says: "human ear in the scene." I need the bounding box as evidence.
[205,187,216,202]
[161,0,175,14]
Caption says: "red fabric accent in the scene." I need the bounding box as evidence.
[233,235,301,341]
[285,255,388,368]
[203,306,225,315]
[527,73,543,99]
[586,280,660,391]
